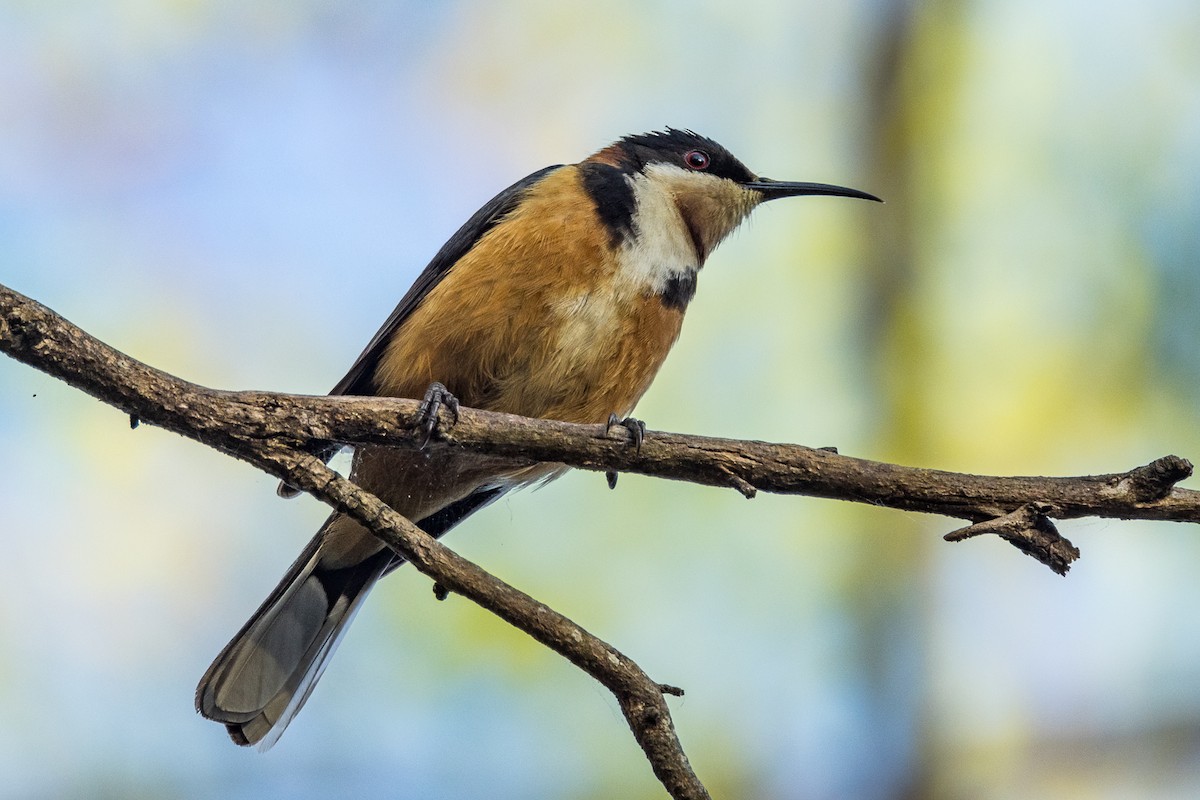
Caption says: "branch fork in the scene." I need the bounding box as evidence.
[3,281,1199,800]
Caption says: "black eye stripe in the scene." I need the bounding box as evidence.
[617,131,758,184]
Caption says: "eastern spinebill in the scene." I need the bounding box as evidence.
[196,128,880,748]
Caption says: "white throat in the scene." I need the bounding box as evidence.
[617,165,703,295]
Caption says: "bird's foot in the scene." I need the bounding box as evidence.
[606,413,647,452]
[609,417,648,453]
[604,413,646,490]
[417,382,460,449]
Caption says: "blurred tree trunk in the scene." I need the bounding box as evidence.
[856,0,970,797]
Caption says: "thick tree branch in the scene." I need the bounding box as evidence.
[4,281,1199,796]
[1,287,711,797]
[6,283,1195,539]
[250,444,707,798]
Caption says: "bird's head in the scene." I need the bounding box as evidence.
[588,128,880,261]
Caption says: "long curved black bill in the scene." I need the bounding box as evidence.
[746,177,882,203]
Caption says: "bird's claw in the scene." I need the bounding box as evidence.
[603,415,646,489]
[605,413,646,453]
[417,381,460,449]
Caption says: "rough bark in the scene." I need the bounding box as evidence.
[3,281,1197,797]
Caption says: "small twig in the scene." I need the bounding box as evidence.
[945,504,1080,575]
[1111,455,1193,502]
[718,465,758,499]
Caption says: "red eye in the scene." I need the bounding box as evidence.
[684,150,710,170]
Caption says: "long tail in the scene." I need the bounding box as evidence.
[195,525,392,749]
[196,487,505,749]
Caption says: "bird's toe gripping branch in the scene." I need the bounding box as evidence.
[606,413,647,451]
[417,381,461,449]
[604,413,647,489]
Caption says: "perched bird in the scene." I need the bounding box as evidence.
[196,128,880,748]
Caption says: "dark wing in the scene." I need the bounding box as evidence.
[277,164,564,499]
[330,164,566,397]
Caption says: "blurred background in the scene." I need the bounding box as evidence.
[2,1,1199,798]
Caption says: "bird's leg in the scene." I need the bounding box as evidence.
[604,413,647,489]
[416,381,460,449]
